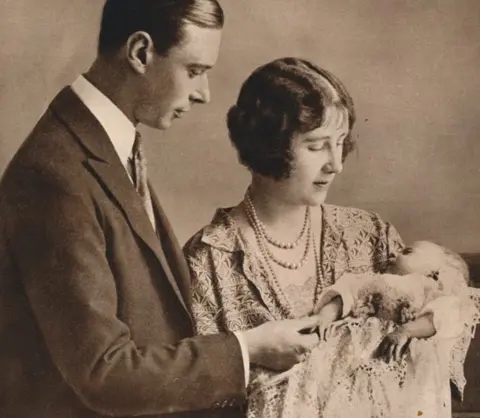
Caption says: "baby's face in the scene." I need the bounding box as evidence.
[387,241,444,276]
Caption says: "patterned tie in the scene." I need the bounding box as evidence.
[130,132,156,229]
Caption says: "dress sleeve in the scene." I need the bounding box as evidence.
[448,287,480,400]
[376,217,405,272]
[184,237,224,336]
[419,295,474,340]
[385,221,405,257]
[418,266,480,401]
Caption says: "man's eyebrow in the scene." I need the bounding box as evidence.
[188,63,213,70]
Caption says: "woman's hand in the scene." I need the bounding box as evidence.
[377,312,437,363]
[314,297,343,340]
[376,327,412,363]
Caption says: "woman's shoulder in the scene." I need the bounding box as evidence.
[183,207,241,258]
[322,203,389,229]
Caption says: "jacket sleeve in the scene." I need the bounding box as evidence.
[7,174,246,416]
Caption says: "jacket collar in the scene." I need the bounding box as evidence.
[50,87,191,317]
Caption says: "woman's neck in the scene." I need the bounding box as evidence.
[246,182,308,241]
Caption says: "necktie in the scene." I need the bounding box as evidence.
[130,132,156,229]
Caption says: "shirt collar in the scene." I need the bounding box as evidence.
[71,75,136,167]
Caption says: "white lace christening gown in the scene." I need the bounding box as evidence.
[247,272,479,418]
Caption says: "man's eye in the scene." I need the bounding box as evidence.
[188,68,204,78]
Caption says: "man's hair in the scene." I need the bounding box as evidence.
[227,57,356,180]
[98,0,224,56]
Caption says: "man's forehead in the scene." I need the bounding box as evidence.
[171,23,222,66]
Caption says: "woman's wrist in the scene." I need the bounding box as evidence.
[399,313,436,339]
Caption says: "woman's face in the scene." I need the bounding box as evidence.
[274,106,349,206]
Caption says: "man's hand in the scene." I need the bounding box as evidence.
[376,326,412,363]
[241,316,320,371]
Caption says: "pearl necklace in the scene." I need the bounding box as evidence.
[244,195,312,270]
[245,191,309,249]
[243,198,324,309]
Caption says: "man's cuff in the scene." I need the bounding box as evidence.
[233,331,250,386]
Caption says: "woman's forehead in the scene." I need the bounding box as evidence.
[322,106,348,130]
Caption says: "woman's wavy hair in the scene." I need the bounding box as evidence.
[227,57,356,179]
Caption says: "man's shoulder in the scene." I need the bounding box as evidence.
[0,108,93,206]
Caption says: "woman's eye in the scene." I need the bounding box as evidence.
[337,141,344,148]
[402,247,413,255]
[307,143,327,152]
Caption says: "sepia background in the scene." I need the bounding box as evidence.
[1,0,479,251]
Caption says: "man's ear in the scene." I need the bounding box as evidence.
[427,270,440,281]
[126,31,155,74]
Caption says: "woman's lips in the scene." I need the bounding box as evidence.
[314,181,330,188]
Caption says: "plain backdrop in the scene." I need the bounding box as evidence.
[1,0,479,251]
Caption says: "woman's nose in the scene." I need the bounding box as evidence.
[325,150,343,174]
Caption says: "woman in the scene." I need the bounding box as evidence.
[184,57,474,417]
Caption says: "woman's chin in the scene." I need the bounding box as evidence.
[308,190,329,206]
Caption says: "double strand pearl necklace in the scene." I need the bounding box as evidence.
[244,191,312,270]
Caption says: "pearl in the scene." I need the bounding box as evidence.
[243,190,311,271]
[242,189,326,311]
[245,191,309,250]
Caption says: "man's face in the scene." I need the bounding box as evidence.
[137,23,222,130]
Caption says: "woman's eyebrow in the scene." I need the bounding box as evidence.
[304,136,328,143]
[304,132,348,143]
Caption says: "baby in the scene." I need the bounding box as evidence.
[313,240,473,363]
[247,241,477,418]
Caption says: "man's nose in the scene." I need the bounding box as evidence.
[190,74,210,104]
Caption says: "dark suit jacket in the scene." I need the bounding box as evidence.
[0,87,246,418]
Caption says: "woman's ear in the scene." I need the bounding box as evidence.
[126,31,155,74]
[427,270,440,281]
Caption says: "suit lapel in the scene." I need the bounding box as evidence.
[50,87,190,316]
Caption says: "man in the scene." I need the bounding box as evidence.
[0,1,319,417]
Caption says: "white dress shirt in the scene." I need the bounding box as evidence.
[71,75,250,386]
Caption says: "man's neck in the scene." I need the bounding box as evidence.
[84,58,138,127]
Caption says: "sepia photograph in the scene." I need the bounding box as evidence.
[0,1,479,417]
